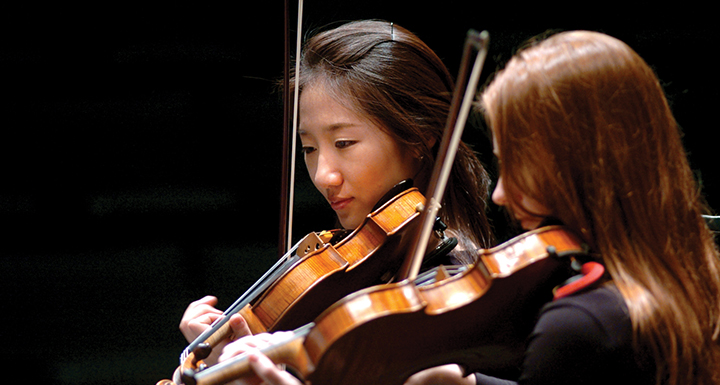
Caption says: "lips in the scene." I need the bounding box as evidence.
[329,197,353,211]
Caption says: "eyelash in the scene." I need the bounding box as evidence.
[301,140,356,155]
[335,140,355,149]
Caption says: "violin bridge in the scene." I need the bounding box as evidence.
[434,265,450,282]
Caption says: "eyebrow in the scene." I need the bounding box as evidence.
[298,122,357,136]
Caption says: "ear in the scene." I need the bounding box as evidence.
[426,136,437,151]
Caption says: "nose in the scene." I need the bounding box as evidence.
[492,176,507,207]
[313,153,343,190]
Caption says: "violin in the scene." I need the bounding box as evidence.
[181,225,587,385]
[178,27,537,385]
[157,181,432,385]
[243,183,427,333]
[166,21,498,385]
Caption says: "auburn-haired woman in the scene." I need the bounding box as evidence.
[415,29,720,385]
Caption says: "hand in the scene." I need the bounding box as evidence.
[179,296,253,366]
[219,333,303,385]
[404,364,476,385]
[218,332,292,362]
[246,351,303,385]
[180,295,223,342]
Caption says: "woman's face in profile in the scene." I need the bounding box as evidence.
[491,134,550,230]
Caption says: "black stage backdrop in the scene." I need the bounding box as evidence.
[1,3,716,384]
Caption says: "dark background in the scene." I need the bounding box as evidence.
[1,3,716,384]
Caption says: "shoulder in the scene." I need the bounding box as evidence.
[518,284,648,384]
[536,284,630,347]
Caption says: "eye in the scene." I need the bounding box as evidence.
[335,140,356,149]
[301,145,317,155]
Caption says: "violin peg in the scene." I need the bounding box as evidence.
[181,369,198,385]
[546,245,558,258]
[192,343,213,363]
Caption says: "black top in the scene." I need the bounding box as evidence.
[475,284,655,385]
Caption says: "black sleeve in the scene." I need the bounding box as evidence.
[516,301,611,384]
[475,287,633,385]
[474,372,517,385]
[472,303,603,385]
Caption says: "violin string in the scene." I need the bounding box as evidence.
[413,265,467,287]
[181,241,303,363]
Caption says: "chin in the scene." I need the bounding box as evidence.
[342,221,359,230]
[339,217,362,230]
[336,217,352,230]
[521,220,543,230]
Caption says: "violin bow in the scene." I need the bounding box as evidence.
[278,0,304,256]
[396,30,490,282]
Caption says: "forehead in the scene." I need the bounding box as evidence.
[298,83,372,133]
[302,79,361,112]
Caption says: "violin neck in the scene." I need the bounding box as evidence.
[181,236,307,362]
[189,325,315,385]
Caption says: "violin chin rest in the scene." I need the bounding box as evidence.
[552,261,605,300]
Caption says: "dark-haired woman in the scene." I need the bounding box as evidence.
[178,20,495,368]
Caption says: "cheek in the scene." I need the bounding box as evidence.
[359,146,399,179]
[385,144,418,181]
[304,158,318,183]
[350,152,402,206]
[520,195,550,217]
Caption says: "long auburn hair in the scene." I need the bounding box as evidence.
[481,30,720,385]
[292,20,494,260]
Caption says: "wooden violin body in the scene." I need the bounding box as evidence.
[186,226,587,385]
[244,186,424,334]
[158,186,426,385]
